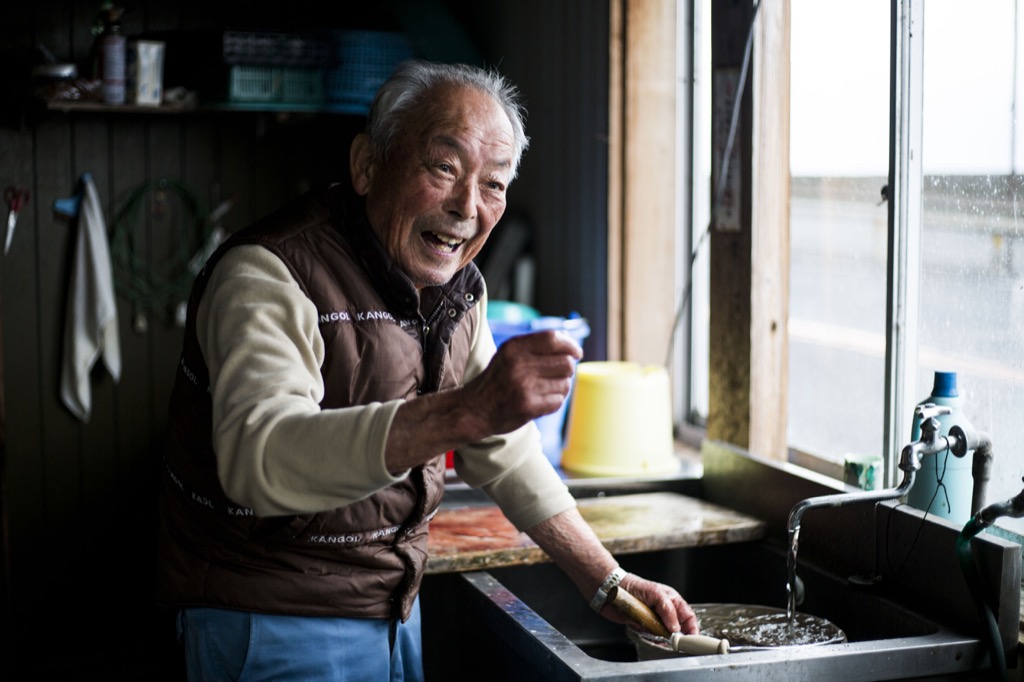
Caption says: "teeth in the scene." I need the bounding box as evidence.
[431,231,463,246]
[429,231,464,253]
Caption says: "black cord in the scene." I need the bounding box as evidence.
[883,445,950,578]
[928,443,953,513]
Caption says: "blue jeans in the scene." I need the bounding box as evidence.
[176,601,423,682]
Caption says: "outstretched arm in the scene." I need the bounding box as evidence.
[525,507,700,636]
[384,329,583,473]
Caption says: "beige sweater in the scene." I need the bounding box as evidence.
[196,244,576,530]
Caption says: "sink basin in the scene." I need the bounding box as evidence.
[421,541,989,681]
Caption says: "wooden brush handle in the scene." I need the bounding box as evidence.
[608,585,730,655]
[670,632,730,655]
[606,585,672,638]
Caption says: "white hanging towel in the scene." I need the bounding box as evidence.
[60,172,122,422]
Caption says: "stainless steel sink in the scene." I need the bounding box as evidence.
[421,441,1018,681]
[422,541,990,681]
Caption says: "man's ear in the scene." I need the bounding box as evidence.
[350,133,375,196]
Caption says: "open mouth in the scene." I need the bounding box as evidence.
[424,231,466,254]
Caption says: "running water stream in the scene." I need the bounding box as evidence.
[786,523,801,621]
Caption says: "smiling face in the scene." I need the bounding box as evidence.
[350,84,516,289]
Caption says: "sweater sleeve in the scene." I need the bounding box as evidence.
[197,244,407,516]
[453,291,577,531]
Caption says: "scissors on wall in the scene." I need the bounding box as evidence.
[4,186,30,255]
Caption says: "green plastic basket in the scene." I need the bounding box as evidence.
[228,65,324,105]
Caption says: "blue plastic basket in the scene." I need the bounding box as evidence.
[326,30,414,114]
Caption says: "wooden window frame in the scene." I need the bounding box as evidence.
[609,0,790,460]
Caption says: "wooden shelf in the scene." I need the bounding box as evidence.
[43,100,360,116]
[46,100,196,114]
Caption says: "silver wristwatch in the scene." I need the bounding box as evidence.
[589,566,627,613]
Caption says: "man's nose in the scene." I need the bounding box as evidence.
[446,179,478,220]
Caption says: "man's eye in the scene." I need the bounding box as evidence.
[436,163,454,174]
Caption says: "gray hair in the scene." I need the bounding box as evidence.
[366,60,530,180]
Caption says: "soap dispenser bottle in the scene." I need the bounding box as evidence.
[906,371,974,524]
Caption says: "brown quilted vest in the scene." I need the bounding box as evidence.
[156,185,484,621]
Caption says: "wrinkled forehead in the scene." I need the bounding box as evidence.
[406,84,516,157]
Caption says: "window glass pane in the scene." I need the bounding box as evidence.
[919,0,1024,532]
[689,0,713,425]
[787,0,891,463]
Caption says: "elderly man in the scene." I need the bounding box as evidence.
[157,60,697,681]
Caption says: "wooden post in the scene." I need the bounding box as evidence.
[750,0,790,460]
[708,0,790,460]
[609,0,679,366]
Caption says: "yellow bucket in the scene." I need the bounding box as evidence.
[560,361,679,477]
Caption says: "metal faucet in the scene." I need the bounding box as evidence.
[965,479,1024,530]
[785,404,989,613]
[788,404,984,535]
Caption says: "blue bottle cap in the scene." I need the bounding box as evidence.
[931,371,958,398]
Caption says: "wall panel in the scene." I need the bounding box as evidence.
[0,1,611,677]
[459,0,610,359]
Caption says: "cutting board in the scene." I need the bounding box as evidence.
[425,491,766,574]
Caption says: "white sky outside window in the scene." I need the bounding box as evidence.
[788,0,1024,533]
[918,0,1024,533]
[787,0,890,462]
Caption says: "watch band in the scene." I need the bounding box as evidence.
[589,566,627,613]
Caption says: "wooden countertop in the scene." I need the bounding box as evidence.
[425,491,767,574]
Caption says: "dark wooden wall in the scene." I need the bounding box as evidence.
[0,0,609,678]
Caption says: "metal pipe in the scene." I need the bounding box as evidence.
[973,481,1024,528]
[970,436,995,516]
[956,480,1024,681]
